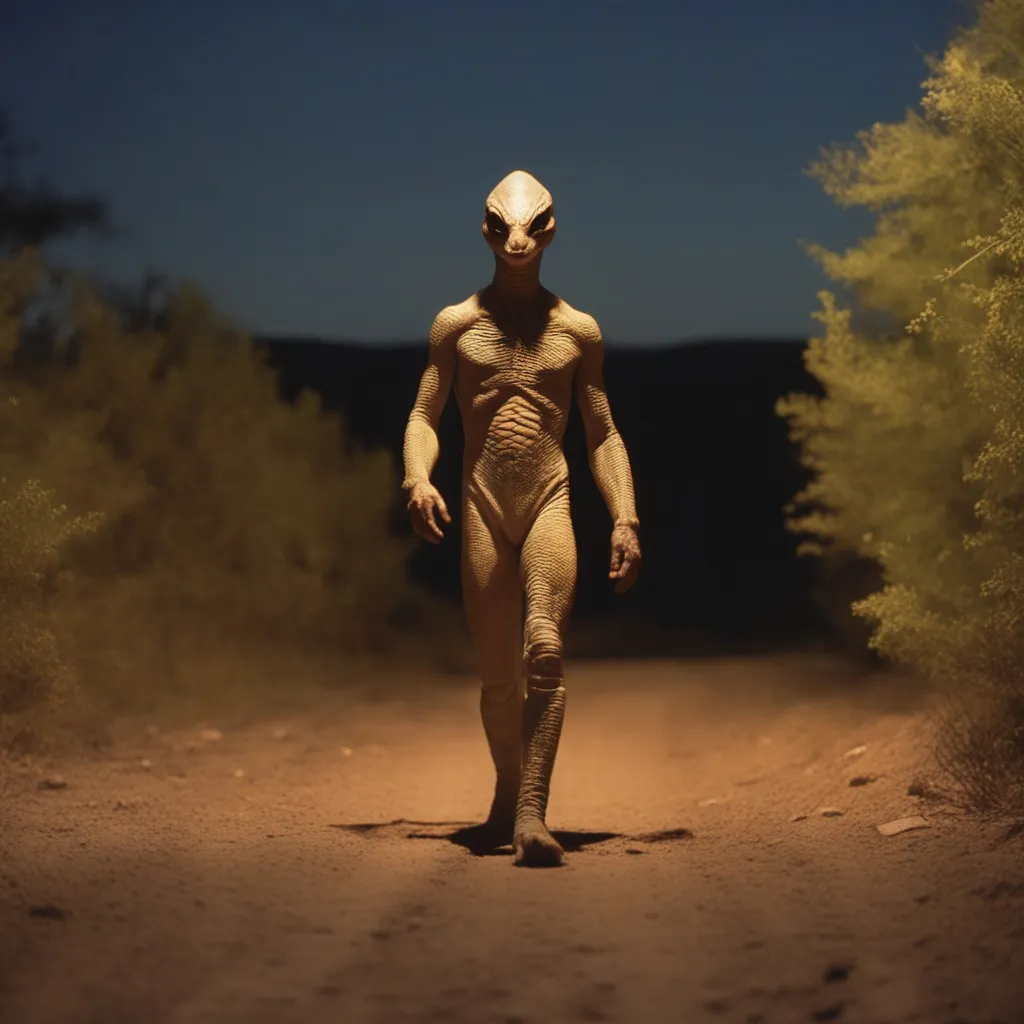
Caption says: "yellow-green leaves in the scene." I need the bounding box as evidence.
[782,0,1024,808]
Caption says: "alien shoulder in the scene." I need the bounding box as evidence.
[563,303,603,350]
[429,297,479,351]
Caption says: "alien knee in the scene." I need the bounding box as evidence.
[481,678,520,705]
[523,616,563,688]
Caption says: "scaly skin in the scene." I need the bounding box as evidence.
[403,170,641,866]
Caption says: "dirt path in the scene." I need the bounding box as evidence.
[2,653,1022,1023]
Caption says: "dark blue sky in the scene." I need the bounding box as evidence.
[2,0,970,345]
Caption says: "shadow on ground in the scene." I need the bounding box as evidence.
[329,819,696,857]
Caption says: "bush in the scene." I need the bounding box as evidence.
[0,248,425,726]
[0,481,100,725]
[778,0,1024,809]
[0,253,100,746]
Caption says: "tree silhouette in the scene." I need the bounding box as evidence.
[0,109,110,256]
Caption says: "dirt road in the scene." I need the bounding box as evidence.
[2,653,1022,1023]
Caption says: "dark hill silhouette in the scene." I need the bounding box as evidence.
[258,336,863,658]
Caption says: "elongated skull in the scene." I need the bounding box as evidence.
[482,170,556,265]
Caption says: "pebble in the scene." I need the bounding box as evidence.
[876,816,931,836]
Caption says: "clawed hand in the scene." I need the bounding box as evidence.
[609,523,641,594]
[406,480,451,544]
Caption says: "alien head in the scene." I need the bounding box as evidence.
[482,170,556,266]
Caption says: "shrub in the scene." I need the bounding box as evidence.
[0,252,100,746]
[1,250,422,721]
[778,0,1024,809]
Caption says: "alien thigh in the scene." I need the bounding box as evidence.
[461,480,576,693]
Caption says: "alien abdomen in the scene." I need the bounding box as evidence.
[484,395,544,458]
[469,393,567,542]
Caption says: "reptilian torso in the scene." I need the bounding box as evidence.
[453,291,586,545]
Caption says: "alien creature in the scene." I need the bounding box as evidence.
[402,170,641,867]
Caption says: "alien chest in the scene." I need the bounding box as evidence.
[460,333,529,379]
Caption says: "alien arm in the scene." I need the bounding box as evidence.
[401,308,460,491]
[574,317,639,528]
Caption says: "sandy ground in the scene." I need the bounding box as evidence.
[1,652,1022,1024]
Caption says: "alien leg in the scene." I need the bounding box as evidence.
[461,491,525,841]
[514,482,577,867]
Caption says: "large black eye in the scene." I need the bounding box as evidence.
[486,211,507,235]
[529,209,552,234]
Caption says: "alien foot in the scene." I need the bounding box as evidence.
[513,818,565,867]
[481,780,519,847]
[480,811,514,848]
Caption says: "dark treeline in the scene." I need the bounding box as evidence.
[259,336,863,658]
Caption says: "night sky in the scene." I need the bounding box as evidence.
[2,0,970,346]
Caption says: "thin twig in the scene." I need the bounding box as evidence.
[938,238,1001,283]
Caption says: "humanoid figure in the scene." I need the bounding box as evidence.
[402,170,641,866]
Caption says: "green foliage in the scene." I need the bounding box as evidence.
[0,247,421,724]
[63,281,409,634]
[0,479,100,715]
[778,0,1024,808]
[0,252,101,736]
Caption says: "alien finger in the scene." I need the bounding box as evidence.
[420,514,442,543]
